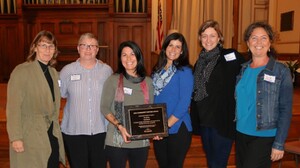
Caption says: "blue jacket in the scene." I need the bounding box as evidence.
[236,57,293,150]
[154,66,193,134]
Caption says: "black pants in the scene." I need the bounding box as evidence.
[153,123,192,168]
[63,132,107,168]
[105,145,149,168]
[47,122,59,168]
[236,131,274,168]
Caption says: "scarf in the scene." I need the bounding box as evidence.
[152,64,177,96]
[193,46,220,101]
[113,73,149,146]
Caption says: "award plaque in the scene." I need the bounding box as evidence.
[124,103,168,140]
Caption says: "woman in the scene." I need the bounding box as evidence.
[6,30,65,168]
[235,22,293,168]
[60,33,113,168]
[190,20,245,167]
[152,32,193,168]
[101,41,154,168]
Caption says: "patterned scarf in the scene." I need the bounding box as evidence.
[152,64,177,96]
[193,46,220,101]
[113,73,149,147]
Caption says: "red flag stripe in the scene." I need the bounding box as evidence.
[155,0,163,51]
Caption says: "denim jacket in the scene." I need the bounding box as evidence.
[236,57,293,150]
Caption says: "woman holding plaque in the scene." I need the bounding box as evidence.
[101,41,154,168]
[152,32,193,168]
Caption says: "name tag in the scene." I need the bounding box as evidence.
[264,74,276,83]
[224,52,236,61]
[71,74,81,81]
[124,87,133,95]
[58,80,61,87]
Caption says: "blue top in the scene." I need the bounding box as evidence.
[236,57,293,150]
[236,65,276,137]
[154,66,194,134]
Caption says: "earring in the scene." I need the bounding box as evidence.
[268,48,270,52]
[248,48,250,52]
[218,42,223,48]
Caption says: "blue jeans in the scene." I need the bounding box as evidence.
[200,127,233,168]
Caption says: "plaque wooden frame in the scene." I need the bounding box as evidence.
[124,103,168,140]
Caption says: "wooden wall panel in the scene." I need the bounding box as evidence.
[59,22,74,34]
[115,25,131,42]
[1,6,151,79]
[113,24,130,70]
[40,23,55,33]
[78,22,93,34]
[97,22,110,64]
[0,22,21,82]
[132,26,144,49]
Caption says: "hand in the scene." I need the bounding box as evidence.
[153,135,163,140]
[12,140,24,153]
[118,125,132,143]
[271,148,284,161]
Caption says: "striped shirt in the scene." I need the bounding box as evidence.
[60,59,113,135]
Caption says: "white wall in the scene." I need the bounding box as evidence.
[238,0,299,54]
[272,0,300,54]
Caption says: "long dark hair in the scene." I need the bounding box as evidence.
[116,41,146,78]
[243,21,277,58]
[26,30,58,67]
[152,32,190,73]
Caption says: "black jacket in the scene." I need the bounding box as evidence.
[190,48,245,139]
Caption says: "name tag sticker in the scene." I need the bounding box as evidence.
[224,52,237,61]
[58,80,61,87]
[71,74,81,81]
[264,74,276,83]
[124,87,133,95]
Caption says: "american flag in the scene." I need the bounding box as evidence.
[155,0,163,51]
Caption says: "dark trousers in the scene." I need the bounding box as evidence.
[236,131,274,168]
[63,132,106,168]
[105,145,149,168]
[200,127,233,168]
[153,123,192,168]
[47,122,59,168]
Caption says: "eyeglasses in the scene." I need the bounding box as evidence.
[37,44,56,51]
[79,44,99,50]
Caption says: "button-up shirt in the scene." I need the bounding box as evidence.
[60,59,113,135]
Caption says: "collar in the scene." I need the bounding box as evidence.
[242,56,276,71]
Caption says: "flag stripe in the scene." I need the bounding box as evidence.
[155,0,163,51]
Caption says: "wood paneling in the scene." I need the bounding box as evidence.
[0,19,22,82]
[41,22,55,33]
[0,0,152,80]
[277,53,300,61]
